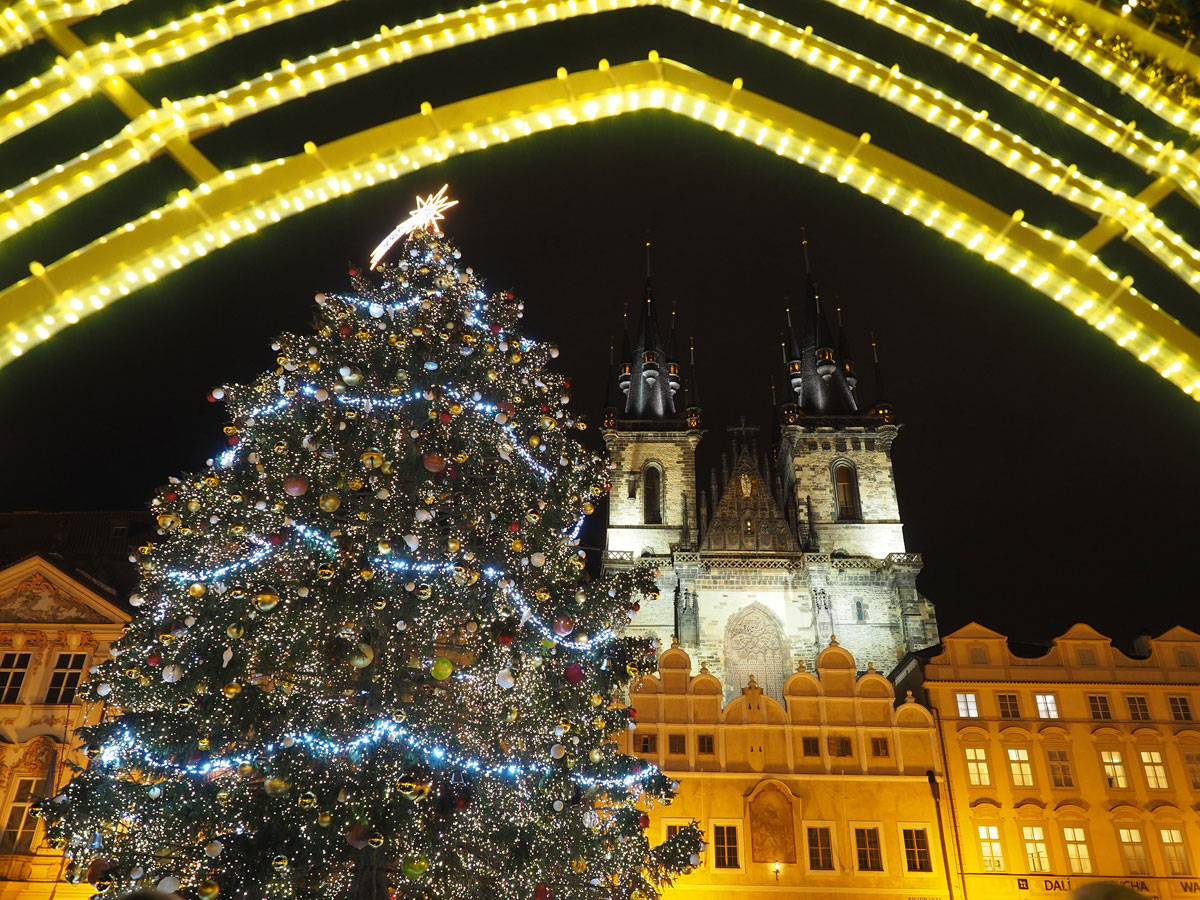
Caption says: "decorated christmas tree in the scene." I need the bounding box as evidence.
[46,187,702,900]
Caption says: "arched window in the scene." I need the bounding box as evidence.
[643,465,663,525]
[855,600,866,622]
[832,462,861,521]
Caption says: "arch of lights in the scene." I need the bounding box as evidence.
[3,0,1200,400]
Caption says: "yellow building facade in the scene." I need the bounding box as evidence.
[621,637,954,900]
[894,623,1200,900]
[0,556,129,900]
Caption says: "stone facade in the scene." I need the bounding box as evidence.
[604,421,939,701]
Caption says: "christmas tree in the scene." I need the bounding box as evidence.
[46,187,702,900]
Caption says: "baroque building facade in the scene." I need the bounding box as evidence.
[602,264,938,700]
[0,554,129,900]
[894,623,1200,900]
[619,639,953,900]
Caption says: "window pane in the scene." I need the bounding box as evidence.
[855,828,883,871]
[697,735,714,755]
[1063,827,1092,874]
[1162,829,1191,876]
[714,825,739,868]
[957,693,979,718]
[668,734,686,755]
[966,748,991,786]
[643,467,662,525]
[0,778,38,855]
[1127,696,1150,721]
[1088,695,1112,720]
[834,466,861,520]
[998,694,1021,718]
[808,827,834,870]
[1035,694,1059,719]
[977,824,1004,871]
[1119,828,1149,876]
[1023,826,1049,873]
[904,829,932,872]
[1101,750,1128,788]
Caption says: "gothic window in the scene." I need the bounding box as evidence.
[855,600,866,622]
[832,462,861,521]
[724,604,789,701]
[643,464,663,525]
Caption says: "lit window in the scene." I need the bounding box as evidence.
[1127,696,1150,721]
[1008,748,1033,787]
[0,653,31,704]
[871,737,889,758]
[1047,749,1073,788]
[714,825,739,868]
[855,827,883,871]
[1088,695,1112,720]
[1162,828,1191,876]
[998,694,1021,719]
[1101,750,1128,789]
[965,747,990,786]
[802,737,821,757]
[903,828,932,872]
[668,734,686,755]
[643,465,663,525]
[833,463,861,520]
[1184,751,1200,789]
[1141,750,1169,789]
[1034,694,1059,719]
[808,827,834,870]
[1118,827,1149,876]
[956,693,979,718]
[977,824,1004,871]
[697,734,714,755]
[1170,696,1193,722]
[1063,827,1092,874]
[0,778,38,854]
[1023,826,1049,873]
[637,734,656,754]
[44,653,87,704]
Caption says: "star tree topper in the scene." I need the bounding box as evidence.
[369,184,460,269]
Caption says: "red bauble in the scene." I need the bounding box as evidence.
[540,404,549,413]
[508,522,520,533]
[348,267,360,277]
[147,654,161,667]
[268,533,284,547]
[339,325,351,335]
[498,633,513,648]
[534,885,550,900]
[454,795,468,810]
[498,402,516,417]
[423,454,446,473]
[631,602,641,612]
[438,412,452,424]
[164,492,177,502]
[638,813,650,829]
[207,392,218,403]
[552,616,574,637]
[283,475,309,497]
[491,324,502,335]
[563,662,584,684]
[227,435,239,446]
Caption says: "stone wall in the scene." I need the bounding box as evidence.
[603,429,700,555]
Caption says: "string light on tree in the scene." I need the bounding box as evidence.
[45,189,702,900]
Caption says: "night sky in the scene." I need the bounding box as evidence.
[2,0,1199,647]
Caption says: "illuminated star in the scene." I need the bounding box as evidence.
[369,184,459,269]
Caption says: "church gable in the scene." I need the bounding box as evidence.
[0,557,131,625]
[701,447,801,555]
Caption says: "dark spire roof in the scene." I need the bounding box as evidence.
[612,244,682,421]
[686,336,702,412]
[604,338,619,411]
[871,333,889,403]
[786,235,859,416]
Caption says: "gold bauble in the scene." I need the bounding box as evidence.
[592,716,606,730]
[528,435,540,447]
[263,776,290,796]
[589,748,604,763]
[197,879,220,900]
[316,812,333,827]
[349,644,375,668]
[318,565,335,580]
[298,791,317,809]
[156,513,180,530]
[226,624,244,639]
[273,441,288,454]
[222,682,242,699]
[188,582,208,598]
[378,540,392,555]
[237,762,257,778]
[361,449,385,468]
[359,568,374,581]
[539,416,555,430]
[216,790,230,806]
[535,587,551,602]
[583,502,595,515]
[318,492,342,512]
[187,499,202,512]
[572,857,587,874]
[177,699,193,712]
[447,537,461,552]
[252,588,280,612]
[589,693,604,707]
[368,832,385,848]
[272,855,289,870]
[511,538,525,552]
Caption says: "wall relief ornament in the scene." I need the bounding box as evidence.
[0,573,107,624]
[750,785,797,863]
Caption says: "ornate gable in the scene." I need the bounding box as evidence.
[701,447,801,555]
[0,557,130,625]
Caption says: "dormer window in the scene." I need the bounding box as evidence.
[832,462,861,521]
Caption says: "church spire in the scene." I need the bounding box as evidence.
[786,232,858,416]
[837,305,858,400]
